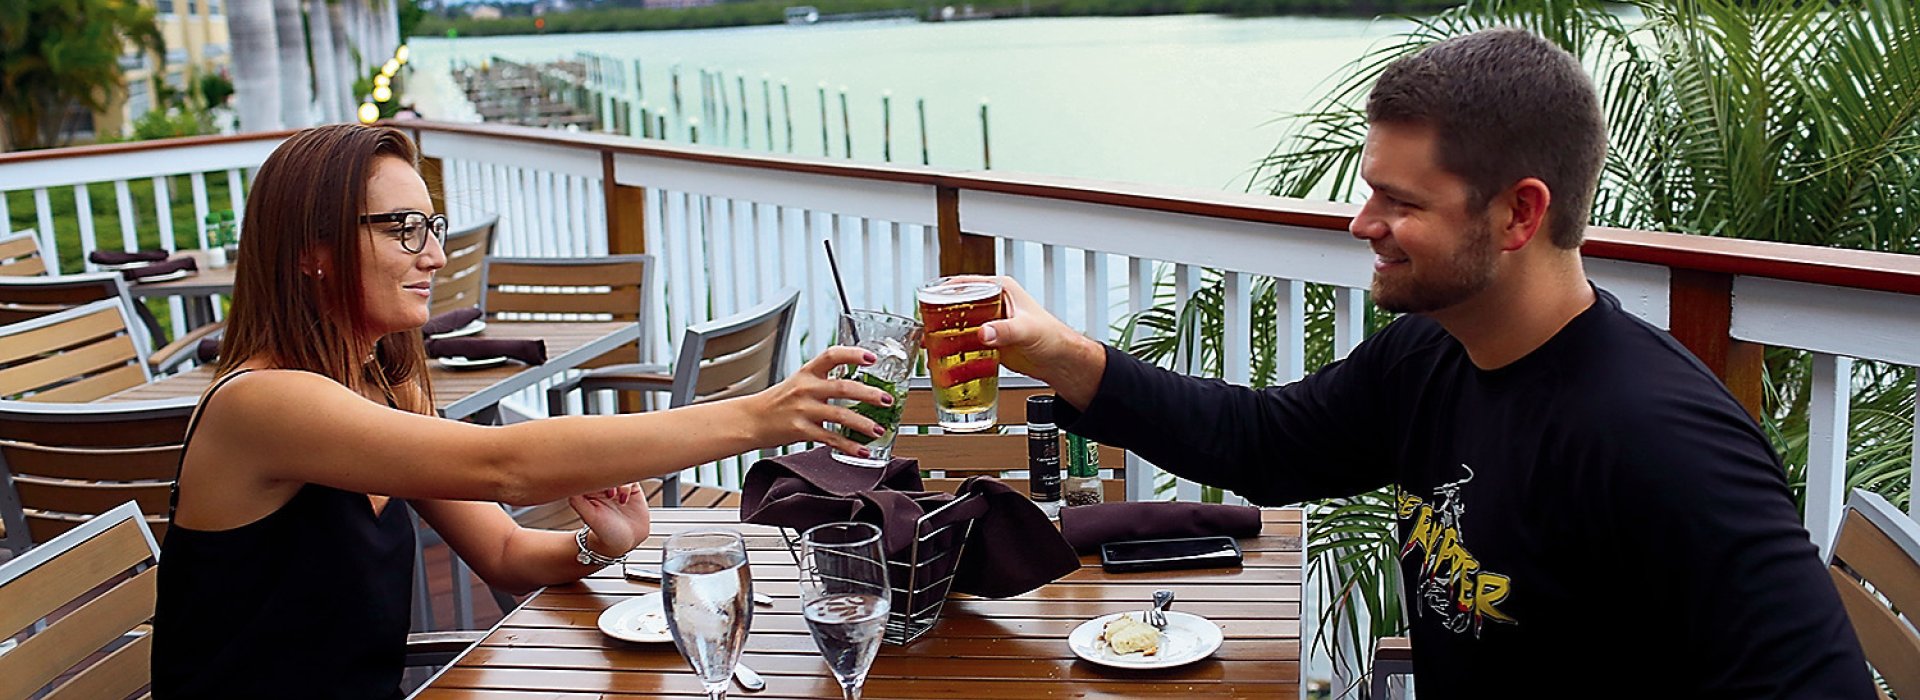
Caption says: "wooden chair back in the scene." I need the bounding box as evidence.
[0,500,160,700]
[429,215,498,318]
[0,299,152,402]
[896,376,1129,502]
[0,230,47,277]
[0,271,158,352]
[1826,488,1920,699]
[481,254,655,368]
[0,397,195,555]
[666,288,801,408]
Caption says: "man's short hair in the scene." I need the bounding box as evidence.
[1367,28,1606,249]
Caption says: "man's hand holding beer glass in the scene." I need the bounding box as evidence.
[960,276,1108,410]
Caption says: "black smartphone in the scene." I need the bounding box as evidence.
[1100,536,1243,573]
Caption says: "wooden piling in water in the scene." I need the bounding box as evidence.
[918,97,930,165]
[980,99,992,169]
[840,86,852,158]
[882,91,892,162]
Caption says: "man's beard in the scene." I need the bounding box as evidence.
[1371,219,1499,314]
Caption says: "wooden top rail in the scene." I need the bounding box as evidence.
[6,120,1919,295]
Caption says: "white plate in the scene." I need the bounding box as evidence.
[131,269,193,283]
[428,319,487,340]
[436,355,509,370]
[97,261,158,271]
[1068,610,1222,670]
[598,592,673,643]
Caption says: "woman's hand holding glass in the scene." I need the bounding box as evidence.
[748,346,898,458]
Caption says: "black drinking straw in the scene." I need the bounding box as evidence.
[824,239,858,344]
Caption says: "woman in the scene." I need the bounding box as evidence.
[151,124,892,697]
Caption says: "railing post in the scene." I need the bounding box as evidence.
[602,151,646,255]
[1667,269,1765,420]
[419,155,447,220]
[935,186,993,276]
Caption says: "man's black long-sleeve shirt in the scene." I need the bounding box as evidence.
[1056,288,1873,698]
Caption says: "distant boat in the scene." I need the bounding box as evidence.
[785,6,820,24]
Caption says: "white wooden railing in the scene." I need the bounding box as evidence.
[3,123,1917,548]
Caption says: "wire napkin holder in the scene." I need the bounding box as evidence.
[780,492,981,645]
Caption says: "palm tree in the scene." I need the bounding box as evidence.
[0,0,164,149]
[307,0,343,122]
[227,0,284,131]
[1125,0,1920,693]
[274,0,315,127]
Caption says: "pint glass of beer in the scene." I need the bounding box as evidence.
[917,277,1005,432]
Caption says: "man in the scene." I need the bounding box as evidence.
[979,28,1874,697]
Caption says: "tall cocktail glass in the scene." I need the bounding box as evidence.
[830,310,922,467]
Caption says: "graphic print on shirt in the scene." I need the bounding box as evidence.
[1397,465,1517,637]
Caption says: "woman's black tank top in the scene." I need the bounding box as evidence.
[152,370,416,699]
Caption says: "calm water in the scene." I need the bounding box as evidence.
[411,14,1411,191]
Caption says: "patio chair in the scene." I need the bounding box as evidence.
[480,253,655,371]
[0,396,195,558]
[0,500,158,700]
[0,501,481,699]
[0,299,154,403]
[1826,488,1920,699]
[545,287,801,507]
[428,215,499,318]
[898,375,1129,502]
[0,271,210,374]
[0,230,47,277]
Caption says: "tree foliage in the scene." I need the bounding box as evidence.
[0,0,164,150]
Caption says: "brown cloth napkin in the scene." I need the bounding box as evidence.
[195,337,222,364]
[741,447,1079,599]
[121,256,197,282]
[424,337,546,365]
[89,249,170,266]
[1058,501,1263,554]
[422,307,483,337]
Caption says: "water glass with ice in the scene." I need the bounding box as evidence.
[799,521,891,700]
[662,529,753,700]
[829,310,923,467]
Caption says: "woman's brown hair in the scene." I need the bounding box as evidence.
[218,124,434,414]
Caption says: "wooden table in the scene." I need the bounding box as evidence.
[102,321,640,423]
[124,251,235,329]
[415,507,1305,698]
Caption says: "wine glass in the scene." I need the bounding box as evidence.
[798,522,891,700]
[662,529,753,700]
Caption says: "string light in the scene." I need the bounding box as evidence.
[357,101,379,124]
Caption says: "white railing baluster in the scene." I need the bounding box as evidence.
[32,189,57,274]
[890,222,907,313]
[1043,243,1066,333]
[1172,263,1201,503]
[152,175,185,337]
[112,181,137,255]
[0,190,10,229]
[1333,287,1365,359]
[666,191,692,343]
[73,185,97,270]
[1911,378,1918,520]
[224,169,246,224]
[514,168,536,257]
[922,226,938,282]
[1276,279,1307,382]
[1084,250,1110,343]
[1125,256,1157,502]
[735,200,754,309]
[189,173,211,249]
[587,177,607,257]
[802,209,824,357]
[861,217,880,311]
[537,171,557,254]
[1009,239,1031,291]
[708,196,732,318]
[750,202,768,306]
[1807,353,1852,560]
[1222,271,1252,506]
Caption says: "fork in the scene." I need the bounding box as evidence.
[1146,589,1175,629]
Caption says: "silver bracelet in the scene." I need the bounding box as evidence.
[575,527,626,566]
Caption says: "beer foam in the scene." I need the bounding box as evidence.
[916,280,1001,304]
